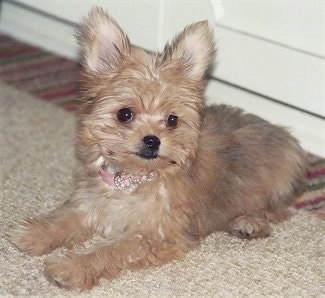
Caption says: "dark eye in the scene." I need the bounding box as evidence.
[166,115,178,128]
[117,108,133,122]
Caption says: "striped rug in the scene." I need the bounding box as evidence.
[297,155,325,219]
[0,33,324,218]
[0,33,79,111]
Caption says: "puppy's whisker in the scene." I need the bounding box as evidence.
[120,150,137,155]
[106,150,115,156]
[158,155,179,166]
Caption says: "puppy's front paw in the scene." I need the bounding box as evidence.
[9,219,57,256]
[45,255,99,290]
[228,215,270,239]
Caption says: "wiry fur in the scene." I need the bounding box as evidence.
[10,7,307,290]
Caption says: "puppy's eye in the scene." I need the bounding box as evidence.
[117,108,133,122]
[166,115,178,128]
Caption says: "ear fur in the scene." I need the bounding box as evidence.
[76,7,130,72]
[162,21,216,80]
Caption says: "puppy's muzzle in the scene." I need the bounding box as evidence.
[137,135,160,160]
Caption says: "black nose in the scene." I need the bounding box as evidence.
[143,135,161,151]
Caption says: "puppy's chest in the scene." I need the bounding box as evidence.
[87,186,169,239]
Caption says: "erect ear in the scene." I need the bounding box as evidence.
[76,7,131,72]
[162,21,216,80]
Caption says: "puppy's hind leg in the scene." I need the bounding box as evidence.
[9,207,93,256]
[227,215,271,239]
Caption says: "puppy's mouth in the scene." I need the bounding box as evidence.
[135,149,159,160]
[109,149,178,165]
[134,151,178,166]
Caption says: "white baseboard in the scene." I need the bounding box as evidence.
[213,25,325,118]
[0,2,78,59]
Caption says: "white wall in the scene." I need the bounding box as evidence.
[216,1,324,57]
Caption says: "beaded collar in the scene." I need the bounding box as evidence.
[99,166,155,191]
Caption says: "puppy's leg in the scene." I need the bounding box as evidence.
[227,215,271,239]
[265,205,294,224]
[10,208,92,256]
[45,235,187,290]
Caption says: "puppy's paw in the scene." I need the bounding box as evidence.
[9,219,58,256]
[228,215,270,239]
[45,255,99,290]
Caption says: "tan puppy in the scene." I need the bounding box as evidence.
[10,7,307,290]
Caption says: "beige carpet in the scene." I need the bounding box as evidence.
[1,83,324,297]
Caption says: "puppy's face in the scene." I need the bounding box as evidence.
[76,7,215,176]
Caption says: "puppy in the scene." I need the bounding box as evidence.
[10,7,307,290]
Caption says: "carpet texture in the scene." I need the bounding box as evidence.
[1,84,324,297]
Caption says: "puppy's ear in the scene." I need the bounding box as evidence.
[162,21,216,80]
[76,7,130,72]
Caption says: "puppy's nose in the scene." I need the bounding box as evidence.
[143,135,161,151]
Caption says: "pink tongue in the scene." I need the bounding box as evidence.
[99,167,115,186]
[99,168,132,189]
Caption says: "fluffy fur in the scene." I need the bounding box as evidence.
[10,7,307,290]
